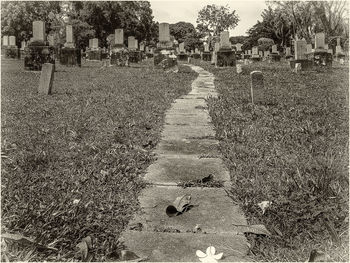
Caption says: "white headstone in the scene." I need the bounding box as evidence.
[324,44,329,50]
[328,49,333,54]
[92,38,99,49]
[336,45,342,54]
[128,36,136,50]
[315,32,325,49]
[159,23,170,42]
[21,40,26,50]
[66,25,73,43]
[3,35,8,46]
[179,42,185,52]
[272,45,277,53]
[33,21,45,41]
[294,40,307,60]
[204,43,209,52]
[115,29,123,45]
[248,50,252,55]
[195,48,199,54]
[252,47,258,55]
[285,47,291,56]
[134,39,138,49]
[220,31,230,48]
[306,44,312,53]
[9,36,16,46]
[214,42,220,52]
[89,39,93,48]
[140,43,144,51]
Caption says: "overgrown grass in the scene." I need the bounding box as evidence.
[1,59,197,261]
[192,59,349,261]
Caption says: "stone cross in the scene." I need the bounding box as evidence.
[159,23,170,42]
[179,42,185,52]
[9,36,16,46]
[306,44,312,53]
[220,31,230,49]
[92,38,99,49]
[204,43,209,52]
[271,45,277,53]
[33,21,45,41]
[38,63,54,95]
[250,71,264,104]
[294,40,307,60]
[115,29,123,45]
[315,32,325,49]
[3,35,8,46]
[236,43,243,51]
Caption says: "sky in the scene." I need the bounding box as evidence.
[149,0,268,36]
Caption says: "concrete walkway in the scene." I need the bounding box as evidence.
[119,65,249,262]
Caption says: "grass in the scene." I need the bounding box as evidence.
[192,59,349,261]
[1,58,197,261]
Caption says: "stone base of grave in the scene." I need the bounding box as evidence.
[216,49,236,67]
[101,52,108,60]
[289,59,313,71]
[87,50,102,61]
[243,54,251,59]
[5,46,19,59]
[192,53,201,59]
[146,53,154,58]
[235,51,243,60]
[24,44,55,71]
[286,55,293,59]
[19,49,26,59]
[250,56,261,62]
[270,53,281,61]
[154,52,177,69]
[177,53,188,61]
[110,50,129,66]
[202,52,212,61]
[313,51,333,68]
[335,53,345,59]
[59,47,81,67]
[129,50,141,63]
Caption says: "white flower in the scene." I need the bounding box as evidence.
[196,246,223,263]
[258,201,272,214]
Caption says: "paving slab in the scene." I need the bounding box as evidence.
[171,98,207,109]
[165,113,211,125]
[161,124,216,140]
[128,186,247,233]
[120,231,250,262]
[144,155,230,185]
[155,138,219,156]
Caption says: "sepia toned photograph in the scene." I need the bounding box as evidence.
[1,0,348,261]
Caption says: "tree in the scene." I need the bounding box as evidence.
[196,4,240,37]
[169,21,203,51]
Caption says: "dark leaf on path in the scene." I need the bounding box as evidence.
[166,195,192,217]
[233,224,272,236]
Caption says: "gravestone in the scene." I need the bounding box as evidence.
[306,44,312,54]
[140,43,145,51]
[192,47,200,59]
[19,41,26,58]
[248,50,252,55]
[87,38,102,61]
[154,22,176,68]
[115,29,124,46]
[295,63,302,73]
[271,45,277,53]
[25,21,54,69]
[251,46,260,61]
[236,43,243,51]
[111,29,129,66]
[159,23,170,42]
[178,42,187,60]
[3,35,8,46]
[324,44,329,50]
[38,63,54,95]
[202,43,211,61]
[250,71,264,104]
[217,31,235,67]
[47,35,55,46]
[289,39,312,71]
[92,38,99,49]
[179,42,185,53]
[60,25,81,66]
[9,36,16,46]
[32,21,45,42]
[270,44,281,61]
[89,39,93,48]
[211,42,220,65]
[315,33,325,50]
[285,47,292,58]
[128,36,136,50]
[128,37,141,63]
[20,41,26,50]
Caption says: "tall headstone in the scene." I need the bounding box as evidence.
[9,36,16,46]
[220,31,230,49]
[204,43,209,52]
[115,29,124,46]
[140,43,144,51]
[3,35,8,46]
[66,25,73,43]
[306,44,312,53]
[285,47,291,56]
[47,35,55,46]
[128,36,136,50]
[259,51,263,57]
[134,39,138,50]
[92,38,99,49]
[294,40,307,60]
[250,71,264,104]
[315,32,325,50]
[214,42,220,52]
[159,23,170,42]
[336,45,342,54]
[20,41,26,50]
[32,21,45,41]
[248,50,252,55]
[179,42,185,53]
[252,47,258,55]
[195,48,199,54]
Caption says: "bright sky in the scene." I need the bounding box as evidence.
[149,0,268,36]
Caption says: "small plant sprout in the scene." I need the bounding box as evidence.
[196,246,223,263]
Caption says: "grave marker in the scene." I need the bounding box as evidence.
[285,47,291,56]
[38,63,54,95]
[3,35,8,46]
[159,23,170,42]
[89,39,93,48]
[9,36,16,46]
[336,45,342,54]
[179,42,185,52]
[92,38,99,49]
[315,32,325,49]
[306,44,312,53]
[248,50,252,55]
[236,43,243,51]
[271,45,277,53]
[128,36,136,50]
[220,31,230,49]
[250,71,264,104]
[324,44,328,50]
[214,42,220,52]
[115,29,124,45]
[20,41,26,50]
[66,25,73,43]
[294,40,307,60]
[204,44,209,52]
[32,21,45,41]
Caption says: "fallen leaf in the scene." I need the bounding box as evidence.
[120,250,148,261]
[76,240,88,260]
[166,195,192,217]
